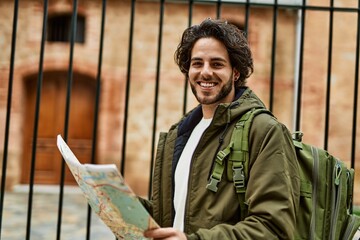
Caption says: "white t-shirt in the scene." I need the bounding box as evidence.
[173,117,212,231]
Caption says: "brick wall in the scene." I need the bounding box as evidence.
[0,0,359,204]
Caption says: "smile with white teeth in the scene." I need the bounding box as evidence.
[199,82,216,88]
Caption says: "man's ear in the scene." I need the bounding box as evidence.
[233,68,240,81]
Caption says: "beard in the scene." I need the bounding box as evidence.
[189,73,234,105]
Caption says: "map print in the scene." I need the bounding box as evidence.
[57,135,159,239]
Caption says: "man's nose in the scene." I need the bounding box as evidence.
[201,63,212,79]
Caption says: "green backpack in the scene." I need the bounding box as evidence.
[206,108,360,239]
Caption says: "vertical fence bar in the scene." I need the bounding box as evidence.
[0,1,19,238]
[1,1,360,238]
[269,0,278,111]
[351,0,360,169]
[25,0,49,239]
[244,0,250,36]
[121,0,136,176]
[149,0,165,198]
[295,0,307,131]
[56,1,78,239]
[323,0,334,150]
[85,0,107,239]
[216,0,222,19]
[182,0,194,115]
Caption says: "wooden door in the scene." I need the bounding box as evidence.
[21,71,97,184]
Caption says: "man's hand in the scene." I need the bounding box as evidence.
[144,227,187,240]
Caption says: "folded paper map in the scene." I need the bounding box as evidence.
[56,135,158,239]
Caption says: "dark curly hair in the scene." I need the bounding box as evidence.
[174,18,253,88]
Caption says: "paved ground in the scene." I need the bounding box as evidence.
[1,185,115,240]
[2,185,360,240]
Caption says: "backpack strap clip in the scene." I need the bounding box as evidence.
[206,144,233,192]
[206,176,221,192]
[233,162,245,193]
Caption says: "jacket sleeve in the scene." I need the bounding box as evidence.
[138,196,153,215]
[189,116,300,239]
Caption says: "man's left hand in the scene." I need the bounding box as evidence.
[144,227,187,240]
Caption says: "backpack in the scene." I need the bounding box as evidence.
[206,108,360,240]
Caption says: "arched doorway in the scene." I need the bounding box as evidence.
[21,71,97,185]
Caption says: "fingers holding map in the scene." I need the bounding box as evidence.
[56,135,159,239]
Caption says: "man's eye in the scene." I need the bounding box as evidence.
[213,63,224,67]
[191,62,202,67]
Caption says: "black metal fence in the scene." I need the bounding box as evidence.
[1,0,359,239]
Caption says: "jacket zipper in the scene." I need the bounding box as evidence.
[329,160,342,240]
[182,103,236,232]
[183,120,232,232]
[310,146,319,240]
[183,128,210,233]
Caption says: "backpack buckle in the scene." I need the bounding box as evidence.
[206,176,220,192]
[233,165,245,193]
[216,150,227,164]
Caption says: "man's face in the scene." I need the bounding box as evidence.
[188,37,240,106]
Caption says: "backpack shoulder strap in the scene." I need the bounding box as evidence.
[231,108,272,190]
[206,108,273,219]
[231,108,273,219]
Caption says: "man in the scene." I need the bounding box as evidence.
[143,18,300,239]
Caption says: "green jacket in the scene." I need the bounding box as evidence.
[144,88,300,239]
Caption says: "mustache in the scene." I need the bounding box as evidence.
[195,75,219,81]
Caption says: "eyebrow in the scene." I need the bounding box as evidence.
[190,57,227,62]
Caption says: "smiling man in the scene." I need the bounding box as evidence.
[188,37,239,117]
[142,18,300,240]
